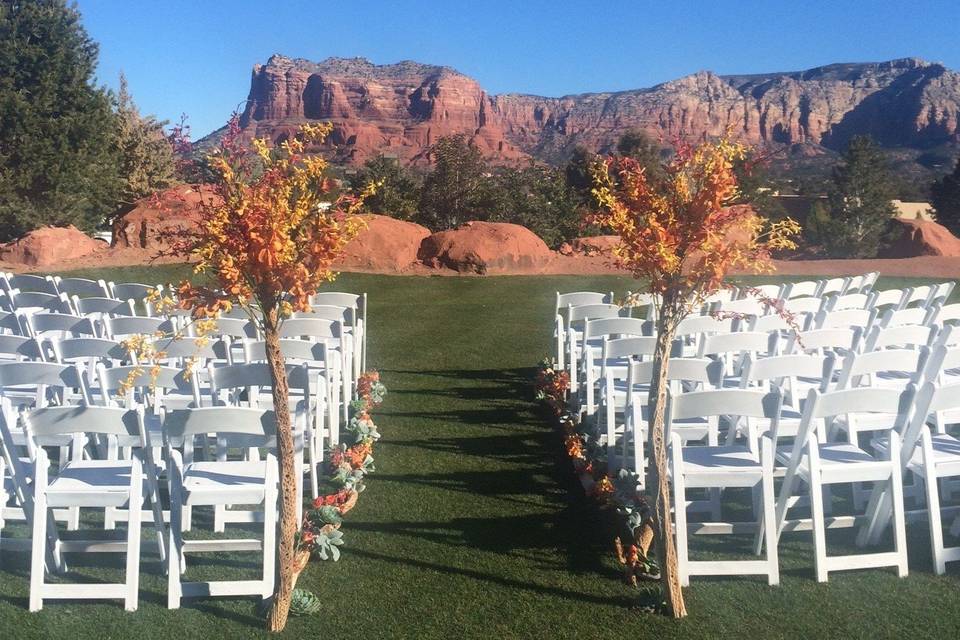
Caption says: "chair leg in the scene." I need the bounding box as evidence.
[670,442,689,587]
[889,435,908,578]
[809,474,829,583]
[262,486,277,599]
[762,471,779,586]
[125,476,143,611]
[28,488,47,612]
[924,466,946,575]
[168,492,183,609]
[67,505,81,531]
[214,505,226,533]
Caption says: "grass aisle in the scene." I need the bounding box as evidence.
[1,270,959,638]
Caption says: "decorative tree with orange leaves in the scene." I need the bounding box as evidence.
[173,116,369,631]
[589,138,799,618]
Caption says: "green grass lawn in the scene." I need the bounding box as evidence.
[1,268,959,639]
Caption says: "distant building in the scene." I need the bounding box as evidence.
[891,200,934,221]
[769,194,935,222]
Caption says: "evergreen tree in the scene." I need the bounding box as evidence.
[824,135,896,258]
[488,162,581,248]
[564,145,598,202]
[349,154,421,220]
[112,73,176,218]
[615,129,667,182]
[418,135,495,229]
[0,0,122,238]
[932,157,960,235]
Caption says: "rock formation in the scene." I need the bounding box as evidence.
[112,184,217,258]
[883,218,960,258]
[335,214,432,272]
[225,55,960,166]
[417,221,554,274]
[0,225,104,267]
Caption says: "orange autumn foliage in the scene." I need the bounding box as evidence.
[589,138,799,311]
[173,116,372,318]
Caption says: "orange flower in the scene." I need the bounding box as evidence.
[592,475,615,500]
[565,434,584,459]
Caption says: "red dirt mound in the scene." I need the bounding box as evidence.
[335,214,432,273]
[418,221,553,274]
[113,185,217,257]
[0,225,104,267]
[883,218,960,258]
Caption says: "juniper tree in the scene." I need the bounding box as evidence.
[824,135,896,258]
[112,73,176,219]
[0,0,121,238]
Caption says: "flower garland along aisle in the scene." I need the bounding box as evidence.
[535,359,659,586]
[284,370,388,615]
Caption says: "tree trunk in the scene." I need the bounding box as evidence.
[646,321,687,618]
[264,307,298,632]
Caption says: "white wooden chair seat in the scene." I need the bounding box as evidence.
[180,460,268,505]
[777,442,891,481]
[45,460,138,507]
[679,445,761,483]
[874,432,960,474]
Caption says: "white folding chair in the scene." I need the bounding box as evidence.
[773,386,913,582]
[26,405,165,611]
[163,406,303,608]
[54,277,110,299]
[309,291,368,372]
[783,280,821,299]
[579,317,650,414]
[669,388,782,586]
[867,380,960,573]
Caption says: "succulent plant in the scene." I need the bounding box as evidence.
[347,414,381,442]
[313,528,345,561]
[289,588,322,616]
[315,504,343,526]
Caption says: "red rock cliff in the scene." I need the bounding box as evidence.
[229,55,960,166]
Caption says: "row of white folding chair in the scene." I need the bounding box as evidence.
[16,402,292,611]
[0,363,303,608]
[669,342,958,585]
[1,272,175,312]
[667,384,912,586]
[554,292,612,369]
[0,287,159,318]
[779,273,878,301]
[308,291,368,377]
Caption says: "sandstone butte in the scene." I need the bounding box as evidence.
[223,54,960,167]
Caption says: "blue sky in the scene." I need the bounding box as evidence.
[77,0,960,138]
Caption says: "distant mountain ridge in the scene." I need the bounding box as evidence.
[222,54,960,175]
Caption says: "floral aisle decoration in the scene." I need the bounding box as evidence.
[293,370,388,599]
[534,358,660,587]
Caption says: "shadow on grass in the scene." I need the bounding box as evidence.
[347,546,636,609]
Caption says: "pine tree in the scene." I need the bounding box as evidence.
[932,157,960,235]
[0,0,121,239]
[824,135,896,258]
[418,135,494,229]
[111,73,176,219]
